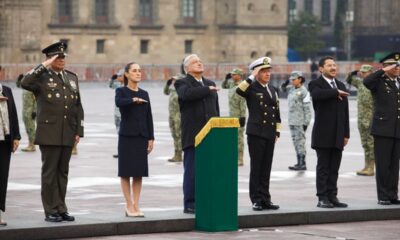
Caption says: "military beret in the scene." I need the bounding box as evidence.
[289,71,303,80]
[379,52,400,65]
[249,57,272,71]
[42,41,68,57]
[359,64,373,73]
[230,68,243,75]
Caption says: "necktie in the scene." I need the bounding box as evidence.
[330,80,337,89]
[58,73,65,83]
[395,80,399,89]
[198,80,204,86]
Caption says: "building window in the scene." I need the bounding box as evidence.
[270,4,279,13]
[140,40,149,54]
[304,0,313,14]
[182,0,197,23]
[288,0,297,23]
[184,40,193,54]
[139,0,153,24]
[321,0,331,24]
[95,0,109,24]
[96,39,105,54]
[58,0,73,23]
[247,3,255,12]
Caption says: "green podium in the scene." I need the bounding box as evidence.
[195,117,240,232]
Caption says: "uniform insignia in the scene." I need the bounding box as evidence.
[396,54,399,60]
[71,94,74,99]
[55,93,60,98]
[48,93,52,98]
[47,82,57,88]
[69,80,77,90]
[256,93,263,96]
[49,78,54,82]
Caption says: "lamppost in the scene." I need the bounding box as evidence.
[345,10,354,61]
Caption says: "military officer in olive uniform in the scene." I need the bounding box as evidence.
[236,57,281,211]
[345,64,375,176]
[21,41,84,222]
[222,68,247,166]
[164,73,185,162]
[363,52,400,205]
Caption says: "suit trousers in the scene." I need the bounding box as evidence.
[0,140,12,212]
[315,148,342,200]
[248,134,275,204]
[39,145,72,215]
[374,136,400,201]
[183,147,195,209]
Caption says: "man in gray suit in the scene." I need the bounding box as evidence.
[22,42,84,222]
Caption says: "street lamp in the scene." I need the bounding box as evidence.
[345,11,354,61]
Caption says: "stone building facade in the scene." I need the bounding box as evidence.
[0,0,288,64]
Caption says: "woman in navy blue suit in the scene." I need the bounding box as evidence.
[115,62,154,217]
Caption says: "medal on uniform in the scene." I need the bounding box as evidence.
[47,82,57,88]
[49,78,54,82]
[71,94,74,99]
[56,93,60,98]
[48,93,52,98]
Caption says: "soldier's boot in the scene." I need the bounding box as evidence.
[290,155,307,171]
[71,146,78,155]
[358,160,375,176]
[356,160,374,176]
[238,150,244,166]
[288,154,301,170]
[168,150,182,162]
[21,141,36,152]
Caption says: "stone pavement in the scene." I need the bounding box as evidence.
[1,82,399,240]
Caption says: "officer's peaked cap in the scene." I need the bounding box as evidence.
[42,41,68,57]
[379,52,400,64]
[249,57,272,71]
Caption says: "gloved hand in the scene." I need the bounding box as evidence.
[303,125,307,131]
[350,70,358,76]
[31,112,37,120]
[239,117,246,127]
[166,78,173,86]
[281,79,290,88]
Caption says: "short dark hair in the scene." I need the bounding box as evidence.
[123,62,137,86]
[318,56,335,67]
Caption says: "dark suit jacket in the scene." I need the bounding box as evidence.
[363,69,400,138]
[1,85,21,151]
[309,75,350,150]
[174,74,220,149]
[236,79,281,140]
[115,87,154,139]
[21,64,84,147]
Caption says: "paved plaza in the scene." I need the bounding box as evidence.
[1,81,400,240]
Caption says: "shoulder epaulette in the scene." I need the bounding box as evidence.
[65,69,78,77]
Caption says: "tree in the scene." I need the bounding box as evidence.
[288,12,324,60]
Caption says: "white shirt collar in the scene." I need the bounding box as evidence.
[322,74,335,85]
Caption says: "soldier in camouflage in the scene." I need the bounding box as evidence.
[345,64,375,176]
[109,69,124,158]
[222,68,247,166]
[16,74,37,152]
[281,71,312,171]
[164,74,185,162]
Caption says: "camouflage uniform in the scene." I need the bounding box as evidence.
[346,73,374,175]
[281,84,312,168]
[17,75,37,151]
[109,78,122,131]
[222,78,247,165]
[164,79,182,162]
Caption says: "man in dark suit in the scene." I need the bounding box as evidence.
[309,56,350,208]
[0,77,21,226]
[21,42,84,222]
[236,57,281,211]
[363,52,400,205]
[174,54,220,214]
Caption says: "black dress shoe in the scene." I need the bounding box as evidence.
[378,200,391,205]
[317,199,334,208]
[262,202,280,210]
[329,198,348,208]
[183,208,195,214]
[252,202,263,211]
[45,213,62,222]
[390,199,400,204]
[60,212,75,221]
[113,154,118,158]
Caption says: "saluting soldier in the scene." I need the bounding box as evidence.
[363,52,400,205]
[222,68,247,166]
[236,57,281,211]
[21,41,84,222]
[345,65,375,176]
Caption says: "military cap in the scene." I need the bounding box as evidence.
[42,41,68,57]
[230,68,243,75]
[289,71,303,80]
[379,52,400,65]
[116,68,125,77]
[172,73,186,80]
[249,57,272,70]
[359,64,373,73]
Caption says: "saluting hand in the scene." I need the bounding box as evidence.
[382,63,398,72]
[42,55,58,68]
